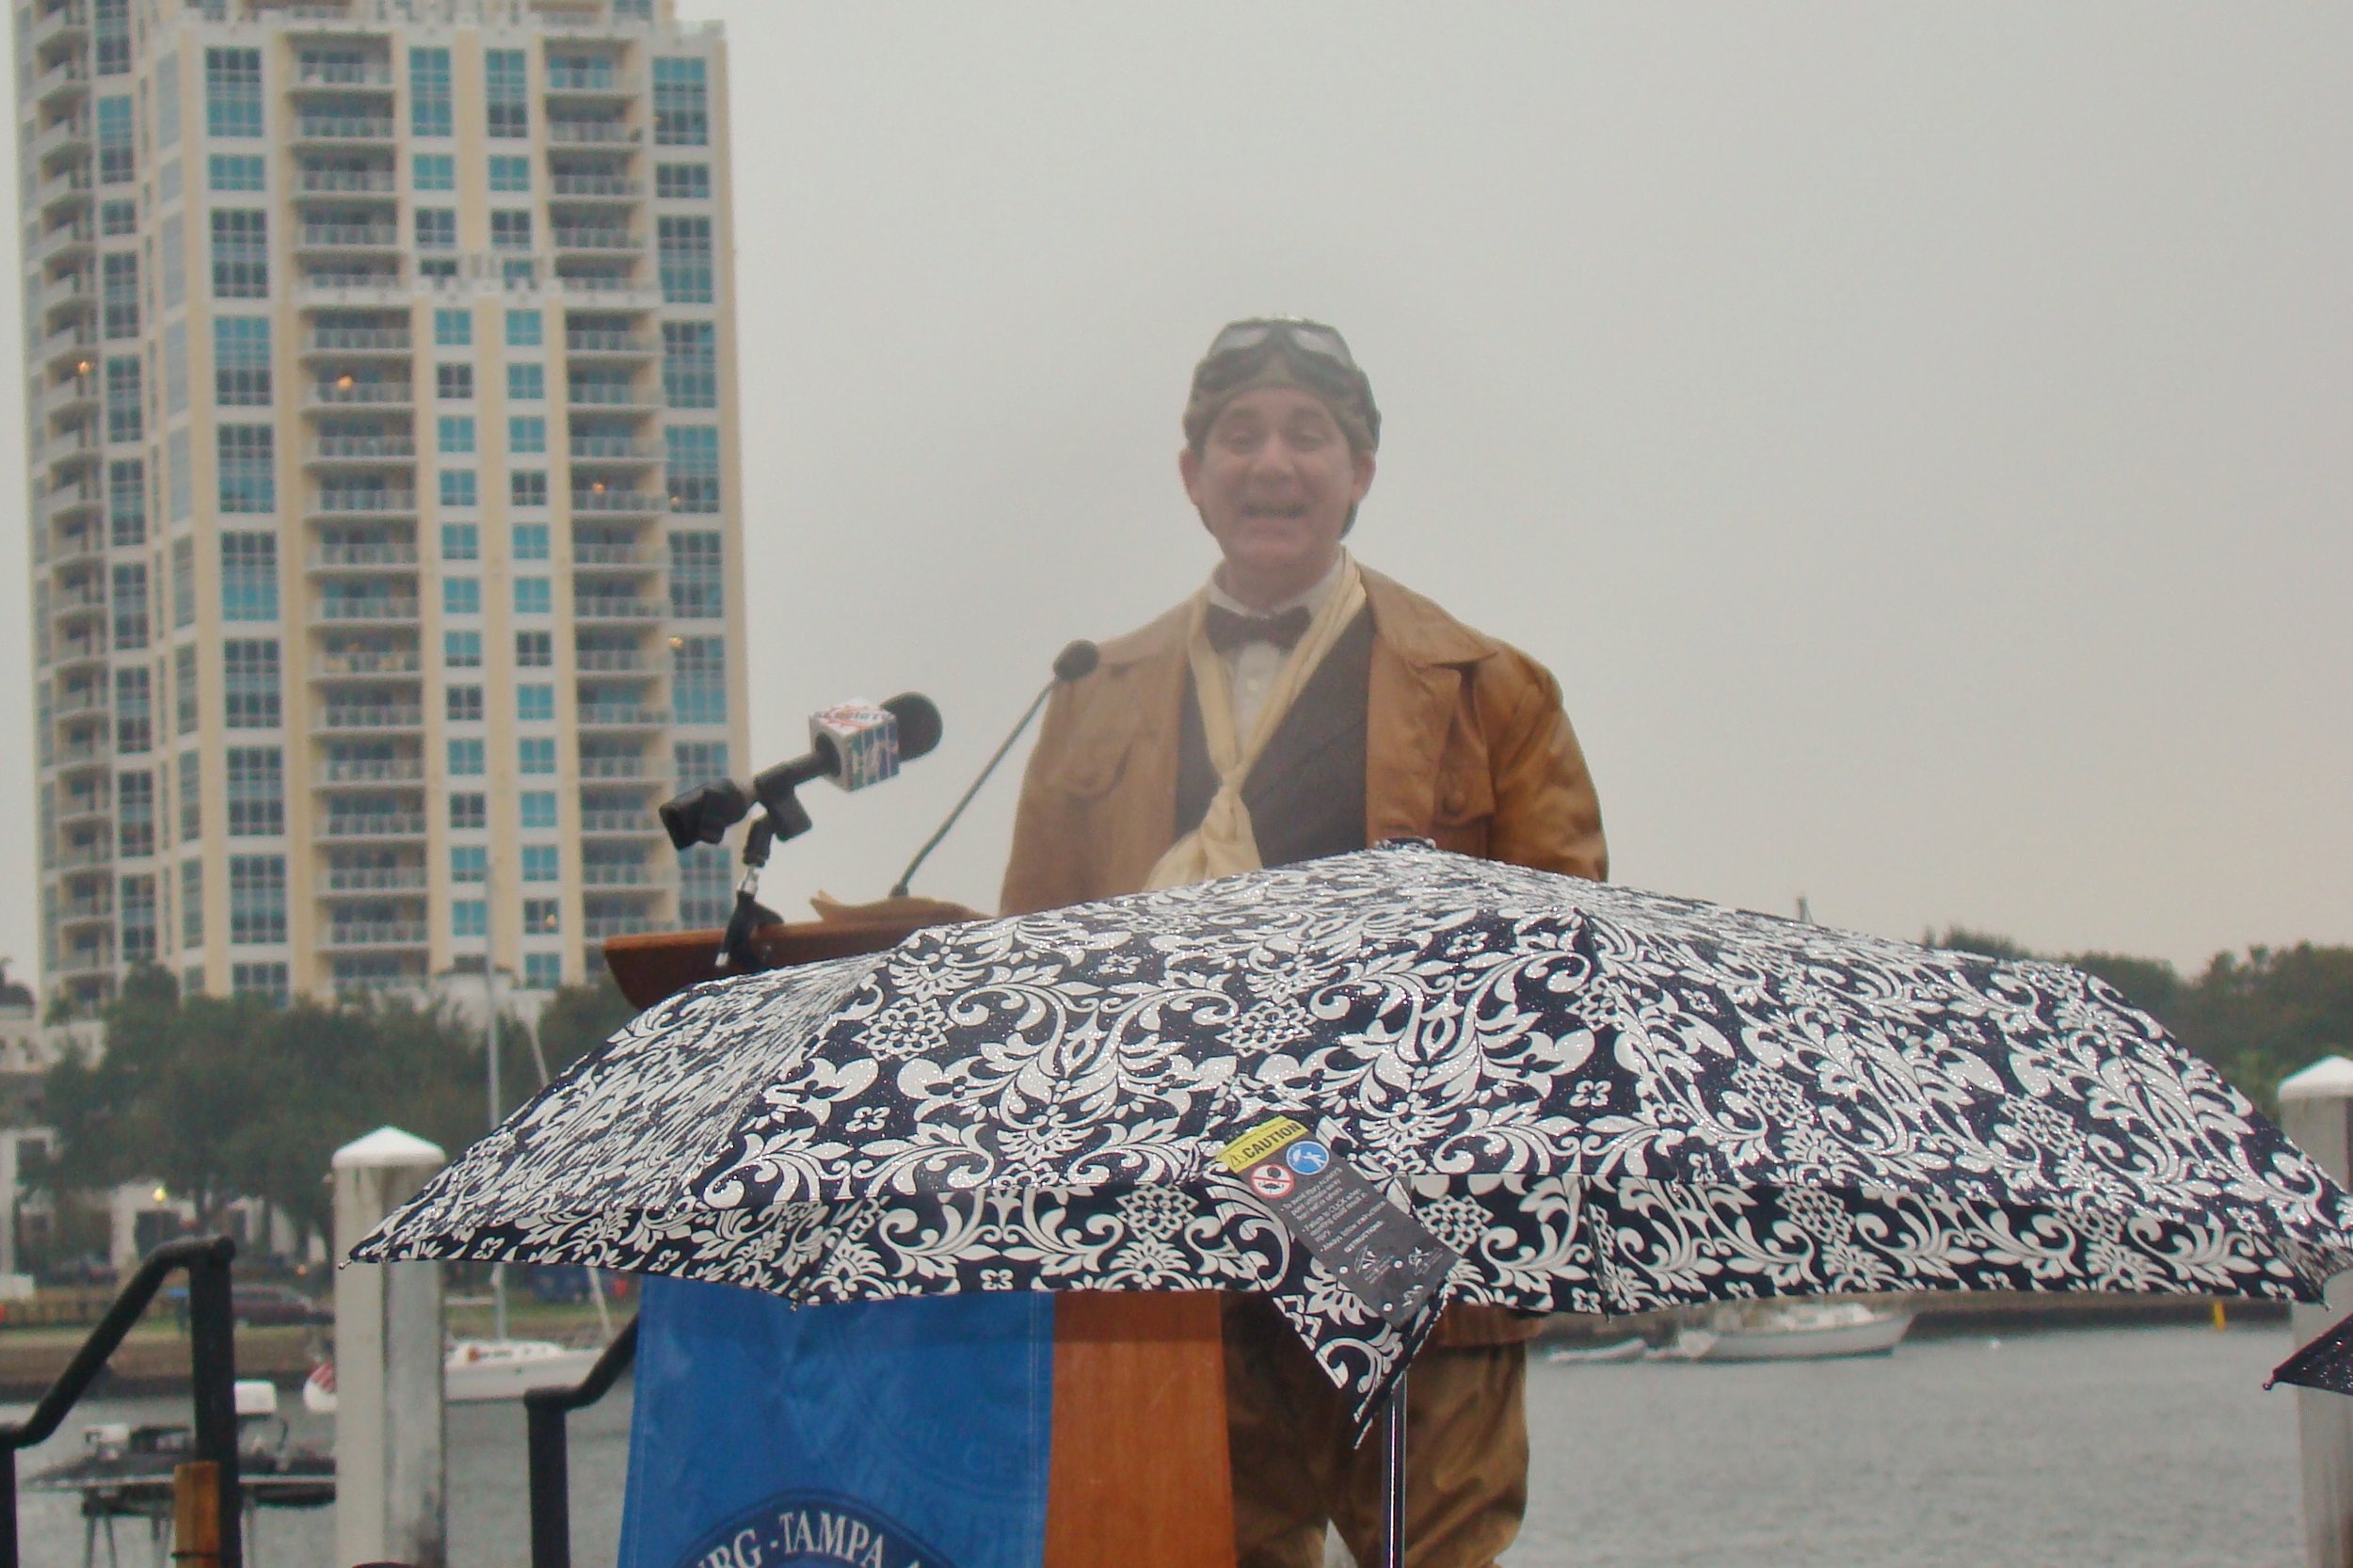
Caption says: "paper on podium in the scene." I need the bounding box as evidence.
[808,891,985,926]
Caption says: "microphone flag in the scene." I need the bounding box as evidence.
[618,1277,1053,1568]
[811,700,901,792]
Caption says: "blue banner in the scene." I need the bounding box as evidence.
[619,1278,1054,1568]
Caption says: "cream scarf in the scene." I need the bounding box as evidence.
[1143,553,1369,891]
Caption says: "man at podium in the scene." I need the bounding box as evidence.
[1002,318,1609,1567]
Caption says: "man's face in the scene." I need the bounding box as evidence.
[1179,384,1376,604]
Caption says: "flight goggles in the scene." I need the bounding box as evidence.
[1185,317,1381,451]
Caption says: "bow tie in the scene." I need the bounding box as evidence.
[1204,603,1314,654]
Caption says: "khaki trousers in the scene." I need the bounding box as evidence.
[1223,1297,1529,1568]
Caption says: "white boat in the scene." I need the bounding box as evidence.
[1542,1337,1648,1365]
[1655,1301,1913,1363]
[303,1337,603,1414]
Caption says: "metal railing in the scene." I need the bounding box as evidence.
[0,1235,242,1568]
[523,1316,637,1568]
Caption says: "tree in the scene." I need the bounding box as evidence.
[534,971,639,1079]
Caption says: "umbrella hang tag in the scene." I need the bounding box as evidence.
[1216,1116,1461,1330]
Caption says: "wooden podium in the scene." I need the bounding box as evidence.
[604,922,1237,1566]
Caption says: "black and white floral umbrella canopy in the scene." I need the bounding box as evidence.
[358,841,2353,1422]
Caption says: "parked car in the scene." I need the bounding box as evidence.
[228,1284,332,1328]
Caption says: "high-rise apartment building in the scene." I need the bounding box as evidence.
[18,0,747,1012]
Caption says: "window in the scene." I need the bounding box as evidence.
[218,427,275,514]
[232,961,289,1000]
[180,757,204,841]
[120,875,157,961]
[514,577,552,616]
[102,198,139,235]
[502,259,536,288]
[674,636,728,724]
[410,47,452,137]
[451,844,488,882]
[490,211,532,250]
[437,363,473,400]
[616,0,653,19]
[118,775,155,859]
[520,791,557,829]
[509,415,546,454]
[228,855,287,945]
[444,630,483,668]
[161,216,185,309]
[522,898,561,935]
[168,429,193,521]
[174,645,198,733]
[108,460,146,547]
[443,578,481,616]
[115,667,152,754]
[447,738,485,776]
[97,95,135,184]
[437,415,475,455]
[507,364,545,400]
[512,472,549,507]
[171,539,195,629]
[440,470,479,508]
[211,210,268,297]
[103,252,139,339]
[210,153,264,192]
[486,49,529,138]
[489,155,531,193]
[225,747,283,836]
[520,738,556,775]
[680,841,732,926]
[415,208,456,249]
[517,632,552,667]
[164,323,188,414]
[525,952,563,989]
[521,844,559,883]
[674,741,729,786]
[104,359,142,442]
[181,858,203,948]
[518,683,554,721]
[446,685,483,723]
[222,640,280,728]
[656,163,711,200]
[452,900,488,937]
[505,309,542,347]
[449,793,487,830]
[663,322,717,408]
[95,0,131,75]
[657,216,713,303]
[110,564,149,650]
[215,318,271,406]
[413,152,455,191]
[205,48,264,138]
[512,523,549,560]
[669,531,725,618]
[219,532,279,619]
[434,308,472,346]
[654,57,709,146]
[440,521,479,560]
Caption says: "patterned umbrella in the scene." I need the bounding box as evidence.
[357,840,2353,1428]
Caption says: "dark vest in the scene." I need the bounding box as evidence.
[1175,606,1373,870]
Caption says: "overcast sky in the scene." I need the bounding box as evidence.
[5,4,2347,987]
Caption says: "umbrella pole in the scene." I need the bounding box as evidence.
[1377,1368,1408,1568]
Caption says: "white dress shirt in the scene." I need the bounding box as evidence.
[1206,556,1346,742]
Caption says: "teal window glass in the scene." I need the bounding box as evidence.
[438,415,475,455]
[520,791,557,829]
[410,47,452,137]
[452,900,488,937]
[451,844,488,882]
[489,155,531,192]
[440,471,478,507]
[204,48,263,138]
[512,523,549,561]
[448,738,485,776]
[504,309,542,347]
[507,363,545,400]
[517,684,554,722]
[413,153,455,191]
[443,578,481,616]
[440,522,478,560]
[521,845,559,882]
[444,630,482,667]
[209,153,264,192]
[434,308,472,346]
[519,738,556,775]
[508,415,546,454]
[514,577,552,616]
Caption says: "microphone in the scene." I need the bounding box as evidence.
[888,641,1099,898]
[659,692,943,852]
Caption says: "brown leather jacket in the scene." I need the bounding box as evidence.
[1000,566,1608,1343]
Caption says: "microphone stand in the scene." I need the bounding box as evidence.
[888,680,1056,898]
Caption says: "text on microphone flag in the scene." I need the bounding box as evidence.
[811,700,902,792]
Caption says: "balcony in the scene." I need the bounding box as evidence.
[298,220,401,252]
[574,648,647,672]
[578,703,667,728]
[37,167,93,217]
[553,276,662,307]
[49,632,107,673]
[572,598,664,623]
[568,436,660,462]
[35,219,95,268]
[546,63,635,96]
[580,808,660,834]
[320,813,426,841]
[547,120,637,146]
[33,56,88,110]
[308,381,414,409]
[39,270,97,322]
[40,479,103,529]
[584,915,657,940]
[566,382,655,411]
[320,866,427,894]
[578,756,648,779]
[39,376,99,426]
[53,732,109,771]
[296,114,397,144]
[318,704,424,730]
[328,920,430,948]
[297,168,397,196]
[310,543,420,569]
[31,4,90,55]
[312,598,422,625]
[549,174,640,200]
[294,61,394,88]
[33,113,90,165]
[42,321,99,376]
[311,489,419,518]
[552,226,637,253]
[310,436,417,465]
[568,488,658,516]
[57,895,113,928]
[296,267,408,301]
[581,863,655,888]
[56,791,111,828]
[313,650,421,677]
[307,328,411,355]
[570,544,648,568]
[51,587,107,627]
[563,329,653,357]
[318,758,424,785]
[54,946,115,976]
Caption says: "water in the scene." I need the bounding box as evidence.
[11,1325,2301,1567]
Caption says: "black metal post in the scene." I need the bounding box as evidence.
[523,1315,639,1568]
[0,1449,16,1568]
[184,1238,243,1568]
[1377,1368,1408,1568]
